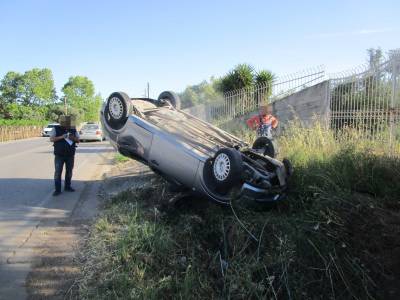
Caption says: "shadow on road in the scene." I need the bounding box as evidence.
[0,163,154,299]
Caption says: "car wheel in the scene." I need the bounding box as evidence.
[211,148,243,189]
[252,136,276,158]
[158,91,181,109]
[105,92,131,130]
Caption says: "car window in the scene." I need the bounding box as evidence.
[82,124,99,130]
[47,124,56,128]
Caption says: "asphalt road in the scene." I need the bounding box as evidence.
[0,137,114,299]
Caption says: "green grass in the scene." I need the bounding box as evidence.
[114,153,130,164]
[0,119,49,126]
[78,123,400,299]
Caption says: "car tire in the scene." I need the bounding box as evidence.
[158,91,181,109]
[211,148,243,189]
[252,136,276,158]
[104,92,131,130]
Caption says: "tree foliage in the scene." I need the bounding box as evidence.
[0,71,23,108]
[0,69,102,123]
[255,70,275,86]
[62,76,102,122]
[180,65,275,108]
[179,77,222,109]
[0,68,57,107]
[217,64,275,94]
[219,64,255,93]
[367,48,383,70]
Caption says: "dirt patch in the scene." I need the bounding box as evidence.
[26,220,86,299]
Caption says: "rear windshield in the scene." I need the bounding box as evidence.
[82,124,99,130]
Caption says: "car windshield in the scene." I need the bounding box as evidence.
[47,124,56,128]
[82,124,99,130]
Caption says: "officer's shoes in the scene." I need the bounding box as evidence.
[53,190,61,196]
[64,187,75,192]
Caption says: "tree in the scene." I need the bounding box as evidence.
[367,48,383,70]
[218,64,255,93]
[179,65,276,109]
[254,70,275,104]
[179,77,223,109]
[0,71,23,105]
[19,68,57,106]
[0,69,57,119]
[62,76,102,122]
[255,70,275,86]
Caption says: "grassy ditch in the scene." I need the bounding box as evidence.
[78,124,400,299]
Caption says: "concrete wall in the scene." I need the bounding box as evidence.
[182,80,331,131]
[272,80,330,129]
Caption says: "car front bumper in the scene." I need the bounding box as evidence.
[240,183,285,203]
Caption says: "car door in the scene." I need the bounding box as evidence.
[148,132,200,187]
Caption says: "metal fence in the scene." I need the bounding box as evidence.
[208,66,326,124]
[329,51,400,152]
[183,50,400,154]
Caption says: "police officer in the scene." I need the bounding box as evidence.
[49,116,80,196]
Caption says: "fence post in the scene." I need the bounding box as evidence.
[389,58,399,154]
[325,80,331,129]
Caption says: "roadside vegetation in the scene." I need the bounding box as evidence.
[179,64,274,109]
[0,68,102,124]
[114,153,130,164]
[77,123,400,299]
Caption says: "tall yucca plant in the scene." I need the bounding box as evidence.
[219,64,255,93]
[255,70,275,104]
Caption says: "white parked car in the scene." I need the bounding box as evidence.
[79,123,104,142]
[42,123,59,137]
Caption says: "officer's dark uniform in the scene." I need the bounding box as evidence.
[52,126,78,193]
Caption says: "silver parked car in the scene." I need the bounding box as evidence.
[79,123,104,142]
[100,91,292,205]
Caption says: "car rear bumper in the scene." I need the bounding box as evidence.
[80,134,102,140]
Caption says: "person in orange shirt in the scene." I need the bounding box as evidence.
[246,104,278,138]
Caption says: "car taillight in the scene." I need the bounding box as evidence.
[96,130,101,135]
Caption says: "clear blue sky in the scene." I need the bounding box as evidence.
[0,0,399,99]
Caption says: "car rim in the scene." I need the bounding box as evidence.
[109,97,124,119]
[213,153,231,181]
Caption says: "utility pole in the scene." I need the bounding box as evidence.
[147,82,150,98]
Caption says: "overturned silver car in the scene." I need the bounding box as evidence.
[101,91,292,205]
